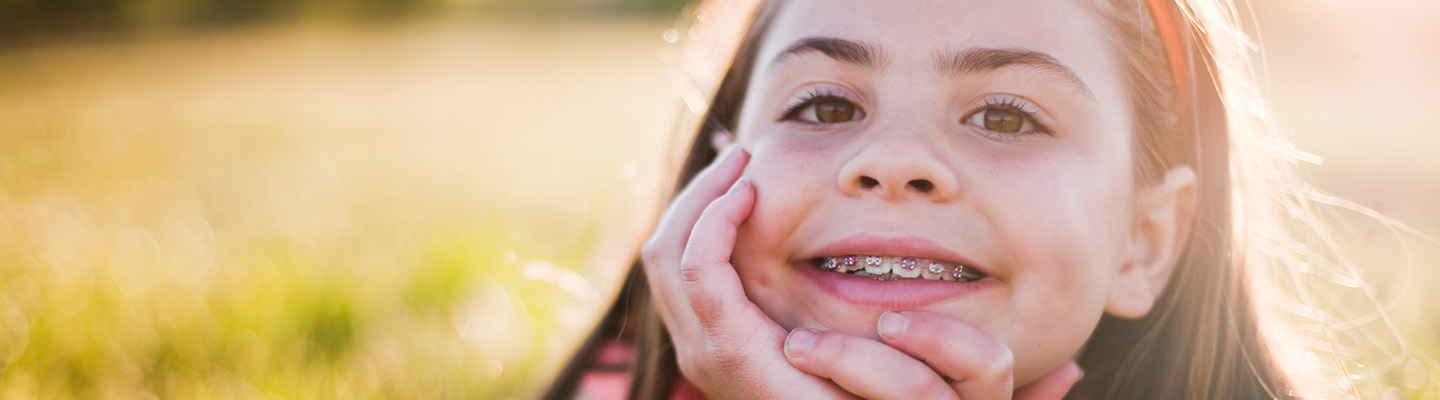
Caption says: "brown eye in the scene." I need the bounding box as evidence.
[981,109,1023,133]
[785,96,864,125]
[812,100,857,123]
[962,100,1048,135]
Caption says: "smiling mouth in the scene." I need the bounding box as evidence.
[810,255,987,283]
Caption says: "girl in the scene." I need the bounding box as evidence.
[547,0,1406,398]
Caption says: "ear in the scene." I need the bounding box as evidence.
[1106,166,1197,319]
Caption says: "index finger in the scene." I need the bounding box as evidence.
[639,145,748,333]
[876,311,1016,399]
[644,145,749,264]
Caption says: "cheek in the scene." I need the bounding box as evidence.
[977,128,1133,276]
[738,135,828,240]
[993,167,1119,307]
[980,150,1132,381]
[736,131,840,230]
[1004,156,1130,299]
[729,135,831,324]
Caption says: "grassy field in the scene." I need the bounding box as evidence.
[0,4,1436,399]
[0,17,677,398]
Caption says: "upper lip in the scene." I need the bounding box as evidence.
[802,234,989,276]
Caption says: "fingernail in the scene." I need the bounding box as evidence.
[877,311,909,339]
[1077,366,1086,381]
[784,328,816,360]
[726,178,749,195]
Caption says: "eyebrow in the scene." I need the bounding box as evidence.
[770,36,883,70]
[767,36,1093,100]
[938,47,1094,99]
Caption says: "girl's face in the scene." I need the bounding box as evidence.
[730,0,1149,385]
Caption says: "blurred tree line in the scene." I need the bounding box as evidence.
[0,0,689,38]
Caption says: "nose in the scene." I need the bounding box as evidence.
[838,136,961,202]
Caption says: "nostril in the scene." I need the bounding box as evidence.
[859,176,880,189]
[908,179,934,193]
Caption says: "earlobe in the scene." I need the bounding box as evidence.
[1106,166,1197,319]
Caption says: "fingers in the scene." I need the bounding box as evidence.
[645,146,749,264]
[785,329,960,400]
[791,312,1080,400]
[876,311,1016,399]
[632,146,852,398]
[1013,360,1081,400]
[670,179,857,398]
[639,145,748,331]
[679,178,755,332]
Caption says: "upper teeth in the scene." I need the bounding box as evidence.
[863,256,888,275]
[817,255,982,282]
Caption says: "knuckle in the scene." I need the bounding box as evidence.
[640,240,663,266]
[680,268,718,319]
[679,259,703,285]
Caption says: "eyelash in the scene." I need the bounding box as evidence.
[778,88,859,124]
[775,90,1051,135]
[966,97,1051,135]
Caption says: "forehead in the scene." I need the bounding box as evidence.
[754,0,1126,101]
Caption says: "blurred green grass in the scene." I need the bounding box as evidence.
[0,2,1437,398]
[0,17,674,398]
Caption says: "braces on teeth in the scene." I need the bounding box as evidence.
[814,255,984,282]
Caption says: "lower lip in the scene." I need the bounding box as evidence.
[795,261,997,309]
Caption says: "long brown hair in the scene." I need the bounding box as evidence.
[545,0,1300,398]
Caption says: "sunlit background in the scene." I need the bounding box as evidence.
[0,0,1436,398]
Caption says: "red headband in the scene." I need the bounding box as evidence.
[1143,0,1189,104]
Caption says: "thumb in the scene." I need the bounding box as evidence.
[1013,360,1081,400]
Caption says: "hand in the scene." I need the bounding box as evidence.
[641,145,856,398]
[641,145,1081,399]
[783,310,1082,399]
